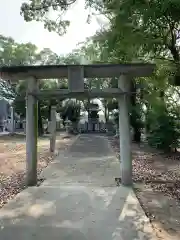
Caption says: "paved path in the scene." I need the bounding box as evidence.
[0,134,157,240]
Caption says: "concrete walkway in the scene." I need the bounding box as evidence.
[0,134,157,239]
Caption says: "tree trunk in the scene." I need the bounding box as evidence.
[104,101,109,123]
[87,98,91,118]
[168,35,180,85]
[48,105,51,121]
[38,102,43,136]
[130,80,141,143]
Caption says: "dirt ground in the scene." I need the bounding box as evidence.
[0,132,75,208]
[109,136,180,240]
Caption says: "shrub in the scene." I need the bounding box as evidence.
[146,102,180,151]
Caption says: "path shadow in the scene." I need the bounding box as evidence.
[0,184,155,240]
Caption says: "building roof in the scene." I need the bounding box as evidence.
[0,63,156,81]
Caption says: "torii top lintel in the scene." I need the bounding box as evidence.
[0,63,155,81]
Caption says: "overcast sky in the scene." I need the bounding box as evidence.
[0,0,100,55]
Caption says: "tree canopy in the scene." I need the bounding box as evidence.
[0,0,180,150]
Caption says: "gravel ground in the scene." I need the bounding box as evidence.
[0,133,75,208]
[108,136,180,240]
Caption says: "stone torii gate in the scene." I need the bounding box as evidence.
[0,63,155,187]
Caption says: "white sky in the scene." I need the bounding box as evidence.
[0,0,100,55]
[0,0,105,112]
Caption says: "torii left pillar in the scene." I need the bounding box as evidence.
[26,77,38,186]
[118,74,132,186]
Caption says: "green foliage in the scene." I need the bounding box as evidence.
[61,100,81,124]
[20,0,73,35]
[0,34,79,119]
[130,104,144,130]
[0,80,15,101]
[99,0,180,62]
[85,0,180,147]
[4,0,180,149]
[107,99,118,112]
[146,101,180,151]
[0,35,38,66]
[0,35,39,101]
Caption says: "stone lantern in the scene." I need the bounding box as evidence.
[88,103,100,132]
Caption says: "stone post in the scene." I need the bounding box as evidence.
[115,125,119,138]
[10,106,15,133]
[26,77,38,186]
[23,119,26,133]
[50,106,56,153]
[118,75,132,186]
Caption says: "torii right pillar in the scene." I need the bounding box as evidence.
[118,74,132,186]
